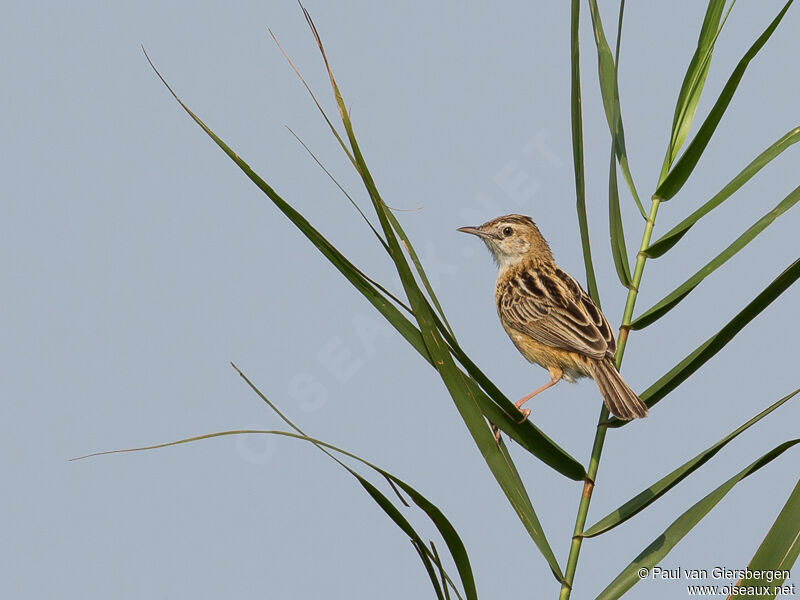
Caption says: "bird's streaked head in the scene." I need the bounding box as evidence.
[458,214,552,269]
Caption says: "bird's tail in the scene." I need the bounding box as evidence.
[591,359,648,420]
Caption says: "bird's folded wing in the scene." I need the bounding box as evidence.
[498,266,616,361]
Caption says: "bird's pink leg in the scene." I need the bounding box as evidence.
[514,368,563,422]
[494,369,564,442]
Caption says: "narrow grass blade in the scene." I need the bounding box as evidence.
[610,258,800,422]
[585,387,800,537]
[655,0,794,202]
[595,439,800,600]
[587,0,645,218]
[647,126,800,258]
[570,0,601,305]
[289,127,448,338]
[268,29,356,166]
[362,481,446,600]
[632,184,800,329]
[608,143,631,286]
[730,479,800,597]
[287,126,389,254]
[658,0,729,181]
[301,6,564,579]
[143,49,585,480]
[606,0,632,285]
[411,539,446,600]
[383,207,455,337]
[430,542,453,600]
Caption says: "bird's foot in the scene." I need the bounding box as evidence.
[492,408,532,444]
[492,423,502,443]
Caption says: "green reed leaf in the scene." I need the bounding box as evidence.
[587,0,645,218]
[646,126,800,258]
[658,0,729,181]
[411,539,446,600]
[605,0,632,286]
[609,259,800,422]
[360,478,446,600]
[384,207,455,337]
[655,0,793,201]
[596,439,800,600]
[586,387,800,536]
[287,126,390,255]
[300,6,564,579]
[608,143,632,287]
[633,184,800,329]
[570,0,601,306]
[430,542,452,600]
[730,478,800,598]
[428,306,585,481]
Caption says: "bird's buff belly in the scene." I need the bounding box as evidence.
[502,324,592,382]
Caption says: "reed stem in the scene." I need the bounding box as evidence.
[558,197,661,599]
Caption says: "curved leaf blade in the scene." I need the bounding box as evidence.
[287,127,390,255]
[360,478,446,600]
[570,0,601,306]
[730,478,800,597]
[588,0,645,218]
[608,143,632,286]
[462,371,585,481]
[655,0,794,202]
[605,0,633,285]
[431,309,586,481]
[595,440,800,600]
[385,207,456,337]
[611,258,800,423]
[411,540,446,600]
[430,543,452,600]
[633,184,800,329]
[646,126,800,258]
[659,0,728,180]
[586,387,800,536]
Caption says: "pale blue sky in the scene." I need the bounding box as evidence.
[2,1,799,598]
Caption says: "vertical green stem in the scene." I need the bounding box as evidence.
[618,198,661,354]
[558,197,661,600]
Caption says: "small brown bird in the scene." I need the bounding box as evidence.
[458,214,648,423]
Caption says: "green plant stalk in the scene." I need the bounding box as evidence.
[559,197,661,599]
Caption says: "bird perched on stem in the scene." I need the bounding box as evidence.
[458,214,648,427]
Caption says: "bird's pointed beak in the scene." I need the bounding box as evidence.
[457,226,493,239]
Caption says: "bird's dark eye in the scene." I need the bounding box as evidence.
[502,226,513,237]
